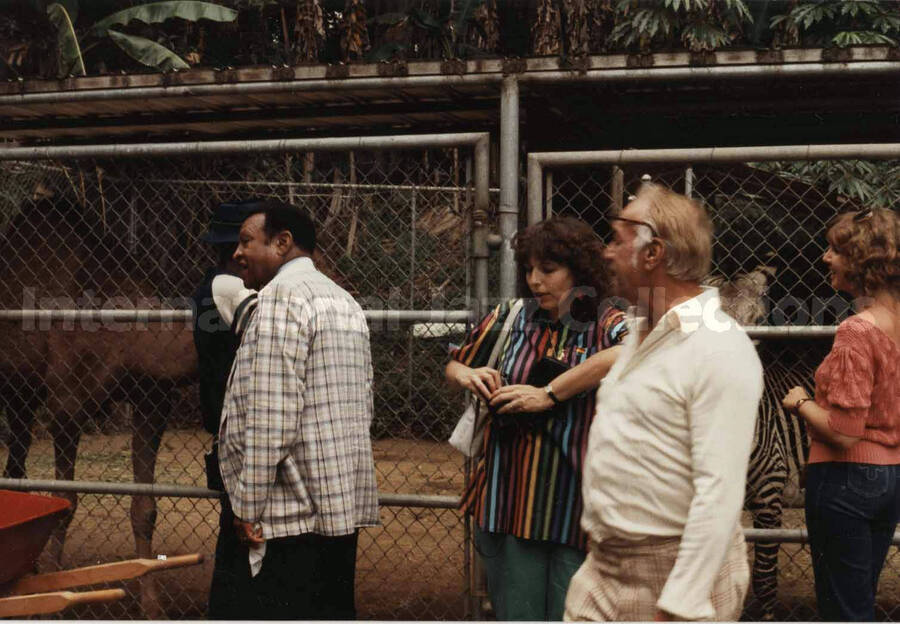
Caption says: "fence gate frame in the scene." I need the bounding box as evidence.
[527,141,900,342]
[0,130,501,620]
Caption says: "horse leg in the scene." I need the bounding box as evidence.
[47,411,83,569]
[130,381,171,619]
[2,383,42,479]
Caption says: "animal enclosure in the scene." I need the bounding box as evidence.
[1,138,899,620]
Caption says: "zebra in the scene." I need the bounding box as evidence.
[744,342,819,620]
[709,268,824,620]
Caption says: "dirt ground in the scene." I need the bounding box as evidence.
[3,430,467,620]
[6,430,900,620]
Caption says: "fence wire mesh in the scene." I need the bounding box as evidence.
[543,156,899,621]
[0,147,482,619]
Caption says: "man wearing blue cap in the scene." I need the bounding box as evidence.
[192,199,260,619]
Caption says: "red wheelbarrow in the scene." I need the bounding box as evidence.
[0,490,203,618]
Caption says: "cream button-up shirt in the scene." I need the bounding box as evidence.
[581,287,763,620]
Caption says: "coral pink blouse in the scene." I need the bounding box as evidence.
[809,316,900,465]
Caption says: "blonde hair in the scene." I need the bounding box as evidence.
[634,183,713,281]
[827,208,900,297]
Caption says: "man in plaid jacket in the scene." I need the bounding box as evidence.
[218,200,379,619]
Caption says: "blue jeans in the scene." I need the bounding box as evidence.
[805,462,900,621]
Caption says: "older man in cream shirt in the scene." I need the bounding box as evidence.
[565,183,763,621]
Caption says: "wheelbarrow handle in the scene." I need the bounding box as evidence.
[7,553,204,596]
[0,588,126,618]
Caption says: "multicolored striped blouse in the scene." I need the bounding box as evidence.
[451,299,628,550]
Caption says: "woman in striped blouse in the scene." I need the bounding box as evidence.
[446,216,627,621]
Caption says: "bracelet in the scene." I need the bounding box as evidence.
[544,384,561,405]
[795,397,813,411]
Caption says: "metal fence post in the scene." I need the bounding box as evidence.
[472,135,491,317]
[526,155,542,226]
[499,76,520,300]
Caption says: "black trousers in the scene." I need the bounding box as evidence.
[208,497,358,620]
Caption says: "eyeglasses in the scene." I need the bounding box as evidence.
[609,216,660,239]
[853,208,874,222]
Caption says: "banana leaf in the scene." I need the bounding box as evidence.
[410,7,444,32]
[33,0,80,22]
[370,12,408,26]
[454,0,479,33]
[367,41,407,61]
[107,29,191,71]
[93,1,237,37]
[47,2,86,77]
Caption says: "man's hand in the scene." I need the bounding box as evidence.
[233,517,265,548]
[490,384,554,414]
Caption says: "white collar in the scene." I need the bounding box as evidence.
[276,256,315,276]
[626,285,721,337]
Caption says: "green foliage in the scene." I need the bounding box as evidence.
[46,2,85,76]
[7,0,900,78]
[91,1,237,37]
[36,0,237,75]
[770,0,900,47]
[610,0,752,51]
[367,0,487,61]
[755,160,900,209]
[107,28,191,70]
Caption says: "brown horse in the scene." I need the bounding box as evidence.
[0,200,198,617]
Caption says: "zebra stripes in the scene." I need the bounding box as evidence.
[743,340,828,620]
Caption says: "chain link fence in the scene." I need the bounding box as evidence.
[0,135,492,619]
[2,138,897,620]
[531,146,900,621]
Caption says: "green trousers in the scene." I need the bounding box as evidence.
[475,528,585,621]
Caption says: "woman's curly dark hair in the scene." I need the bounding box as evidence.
[513,216,612,322]
[827,208,899,298]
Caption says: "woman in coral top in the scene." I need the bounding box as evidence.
[783,207,900,621]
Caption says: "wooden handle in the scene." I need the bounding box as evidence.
[138,553,204,573]
[8,553,204,596]
[0,588,125,618]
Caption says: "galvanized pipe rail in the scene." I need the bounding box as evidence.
[0,478,457,509]
[0,133,489,162]
[0,310,839,338]
[7,478,897,544]
[0,309,473,324]
[527,142,900,225]
[1,59,897,107]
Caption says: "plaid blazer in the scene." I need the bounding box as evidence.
[219,257,379,539]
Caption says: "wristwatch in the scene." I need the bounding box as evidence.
[795,397,813,411]
[544,384,561,405]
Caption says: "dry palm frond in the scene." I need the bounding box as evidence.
[341,0,370,61]
[533,0,562,55]
[563,0,591,57]
[294,0,324,63]
[471,0,500,53]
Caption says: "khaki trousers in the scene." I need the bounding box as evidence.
[564,529,749,621]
